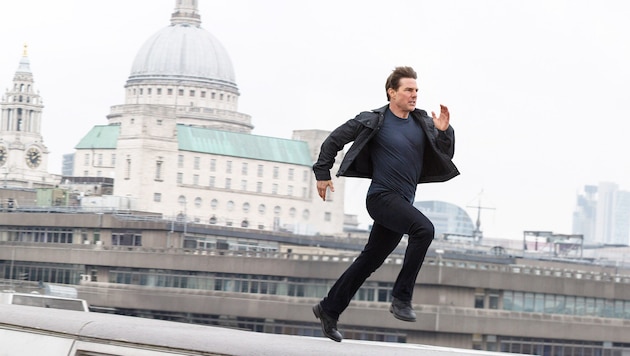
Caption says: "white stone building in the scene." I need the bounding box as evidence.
[72,0,345,235]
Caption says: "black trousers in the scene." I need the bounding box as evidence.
[320,191,434,320]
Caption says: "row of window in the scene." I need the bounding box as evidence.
[3,108,37,132]
[83,154,312,190]
[176,156,310,182]
[503,290,630,319]
[496,337,630,355]
[107,269,393,303]
[84,153,116,166]
[5,95,38,104]
[104,266,630,321]
[13,83,32,93]
[103,269,630,322]
[171,175,310,198]
[3,227,75,244]
[0,261,83,285]
[129,87,234,102]
[155,195,320,222]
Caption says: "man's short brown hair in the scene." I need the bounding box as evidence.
[385,66,417,101]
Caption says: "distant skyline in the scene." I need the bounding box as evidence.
[2,0,630,240]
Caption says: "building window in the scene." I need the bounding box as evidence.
[194,197,202,208]
[226,161,232,174]
[194,157,200,170]
[243,202,250,213]
[211,92,216,99]
[178,89,184,96]
[84,154,90,165]
[178,155,184,168]
[200,91,206,98]
[256,182,262,193]
[153,193,161,202]
[324,212,332,221]
[177,173,183,184]
[303,209,310,220]
[289,207,296,217]
[257,165,263,177]
[288,168,294,181]
[111,154,116,166]
[193,174,199,185]
[287,185,293,196]
[97,154,103,166]
[475,294,485,309]
[274,206,281,215]
[258,204,266,214]
[225,178,231,189]
[157,88,162,95]
[210,159,216,172]
[209,176,215,187]
[156,119,162,125]
[227,201,234,211]
[125,158,131,179]
[273,166,279,179]
[147,88,152,95]
[155,160,163,180]
[112,232,142,246]
[241,180,247,191]
[302,187,307,198]
[272,184,278,195]
[303,169,308,182]
[190,90,195,97]
[242,162,248,175]
[220,93,224,100]
[211,199,218,209]
[489,293,500,309]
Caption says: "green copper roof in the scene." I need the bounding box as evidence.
[74,124,313,166]
[177,125,312,166]
[75,125,120,149]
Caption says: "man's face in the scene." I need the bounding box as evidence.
[389,78,418,114]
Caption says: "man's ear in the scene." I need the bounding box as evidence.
[387,88,396,99]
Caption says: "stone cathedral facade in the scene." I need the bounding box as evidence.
[70,0,345,235]
[0,46,58,190]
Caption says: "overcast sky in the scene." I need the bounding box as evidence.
[1,0,629,240]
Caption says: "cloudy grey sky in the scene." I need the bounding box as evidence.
[1,0,629,240]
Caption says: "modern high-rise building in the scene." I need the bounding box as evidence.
[573,182,630,246]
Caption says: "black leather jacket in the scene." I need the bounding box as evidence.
[313,104,460,184]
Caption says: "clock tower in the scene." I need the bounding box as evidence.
[0,45,55,188]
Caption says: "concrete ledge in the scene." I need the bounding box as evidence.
[0,304,520,356]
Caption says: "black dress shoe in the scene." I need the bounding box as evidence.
[312,303,342,342]
[390,297,417,322]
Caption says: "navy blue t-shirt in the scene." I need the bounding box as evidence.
[366,108,426,202]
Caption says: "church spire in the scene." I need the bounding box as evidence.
[171,0,201,27]
[17,43,31,74]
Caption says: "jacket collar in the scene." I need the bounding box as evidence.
[373,104,427,118]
